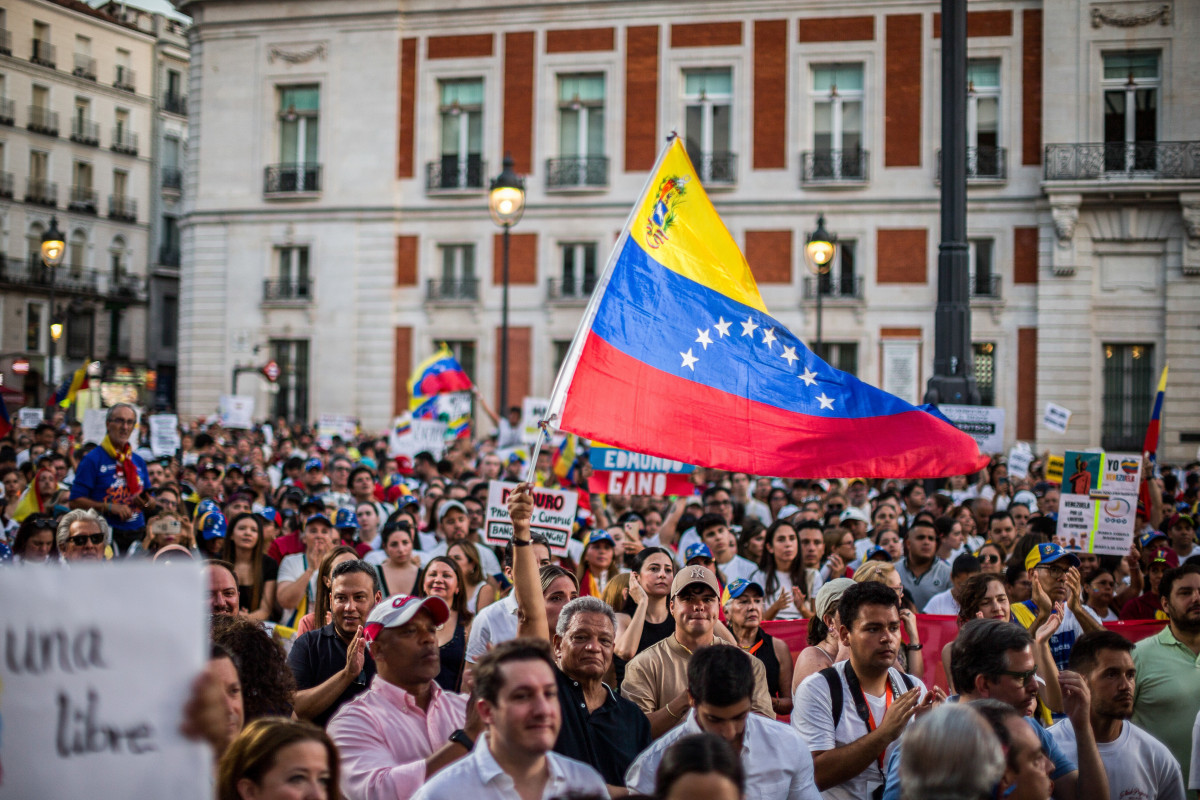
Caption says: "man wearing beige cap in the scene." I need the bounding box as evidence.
[621,563,775,736]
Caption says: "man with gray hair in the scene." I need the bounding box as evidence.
[899,703,1005,800]
[69,402,148,554]
[57,508,111,561]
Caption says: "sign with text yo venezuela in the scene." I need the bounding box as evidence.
[0,562,209,799]
[588,444,696,496]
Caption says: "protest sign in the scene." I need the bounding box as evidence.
[1007,444,1034,480]
[1057,450,1142,555]
[0,561,209,800]
[484,480,577,555]
[17,407,43,428]
[317,413,358,448]
[1045,455,1065,484]
[388,413,447,459]
[588,444,695,495]
[938,405,1005,455]
[1043,402,1072,434]
[148,414,181,458]
[521,397,550,444]
[429,392,472,439]
[218,395,254,429]
[82,408,107,445]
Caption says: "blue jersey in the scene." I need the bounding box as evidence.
[69,446,149,530]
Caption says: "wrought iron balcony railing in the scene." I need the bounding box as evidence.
[111,127,138,155]
[936,146,1007,182]
[803,275,864,300]
[114,65,136,92]
[0,97,13,126]
[25,179,57,207]
[30,39,55,69]
[264,163,322,194]
[262,279,312,302]
[0,172,12,199]
[801,149,870,184]
[689,151,737,185]
[546,156,609,189]
[0,29,11,56]
[69,186,98,214]
[70,117,100,146]
[162,167,183,191]
[970,273,1002,299]
[163,92,187,115]
[158,246,181,267]
[1,258,144,302]
[426,278,479,302]
[548,275,597,301]
[28,105,58,136]
[1044,141,1200,181]
[426,156,486,192]
[73,53,97,80]
[109,195,137,222]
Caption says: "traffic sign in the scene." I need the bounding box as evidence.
[261,360,280,382]
[12,358,30,375]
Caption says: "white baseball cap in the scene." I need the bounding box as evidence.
[363,594,449,644]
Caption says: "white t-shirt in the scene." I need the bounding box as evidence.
[793,661,927,800]
[922,588,960,616]
[1048,717,1186,800]
[1083,605,1120,623]
[276,552,320,626]
[465,593,519,663]
[425,539,502,578]
[749,568,822,620]
[718,553,759,583]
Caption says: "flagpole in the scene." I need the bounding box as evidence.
[523,418,554,485]
[544,135,681,425]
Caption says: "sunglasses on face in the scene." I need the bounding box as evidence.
[31,517,57,530]
[996,668,1038,685]
[980,554,1002,564]
[68,533,105,547]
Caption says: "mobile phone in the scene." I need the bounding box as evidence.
[151,518,182,537]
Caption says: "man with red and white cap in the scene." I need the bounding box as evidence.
[328,592,483,800]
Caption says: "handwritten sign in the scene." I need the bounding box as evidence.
[521,397,550,444]
[1007,444,1034,480]
[218,395,254,429]
[17,408,44,429]
[938,405,1005,455]
[388,413,446,459]
[0,561,209,799]
[484,480,577,555]
[1043,402,1072,434]
[148,414,180,458]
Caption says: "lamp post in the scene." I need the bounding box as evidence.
[805,215,836,356]
[488,153,525,413]
[40,216,65,395]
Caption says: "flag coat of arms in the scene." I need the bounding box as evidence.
[547,138,988,478]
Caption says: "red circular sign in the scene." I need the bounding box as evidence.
[12,358,30,375]
[262,360,281,382]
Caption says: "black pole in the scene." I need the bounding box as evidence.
[500,224,511,413]
[815,282,824,357]
[47,267,55,395]
[924,0,979,407]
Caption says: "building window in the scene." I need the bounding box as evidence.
[683,68,734,183]
[160,216,180,265]
[811,64,864,180]
[436,79,484,190]
[161,295,177,349]
[66,309,93,359]
[816,240,859,298]
[559,242,597,298]
[969,239,998,297]
[554,340,572,373]
[551,74,606,187]
[442,340,477,383]
[276,85,320,190]
[110,236,126,282]
[1102,344,1154,450]
[434,244,477,299]
[1102,52,1159,173]
[26,301,44,351]
[967,60,1001,177]
[973,342,996,406]
[68,229,87,273]
[268,245,310,300]
[814,342,858,376]
[270,339,310,422]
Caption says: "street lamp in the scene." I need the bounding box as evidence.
[489,153,525,413]
[805,215,836,356]
[41,216,65,393]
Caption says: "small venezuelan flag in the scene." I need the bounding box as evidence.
[408,345,473,415]
[553,434,577,486]
[546,138,988,479]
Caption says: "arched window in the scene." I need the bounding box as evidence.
[109,235,126,281]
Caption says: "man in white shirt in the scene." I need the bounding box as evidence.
[793,581,940,800]
[1048,630,1186,800]
[922,554,981,616]
[276,513,337,626]
[626,644,821,800]
[413,638,607,800]
[697,513,757,583]
[465,535,552,664]
[424,499,502,577]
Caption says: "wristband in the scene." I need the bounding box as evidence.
[512,538,532,547]
[905,643,924,651]
[449,729,475,751]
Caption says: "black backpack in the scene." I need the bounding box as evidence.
[819,665,915,727]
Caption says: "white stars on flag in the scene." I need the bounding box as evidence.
[714,317,732,338]
[799,367,818,387]
[695,328,713,350]
[781,346,799,366]
[816,393,835,410]
[680,348,699,371]
[740,317,758,337]
[761,328,777,350]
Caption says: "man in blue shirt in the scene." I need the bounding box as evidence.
[69,403,149,554]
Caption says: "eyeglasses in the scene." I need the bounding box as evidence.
[706,500,732,507]
[827,504,845,511]
[68,533,105,547]
[1037,564,1070,578]
[31,517,57,530]
[996,668,1038,685]
[979,554,1002,564]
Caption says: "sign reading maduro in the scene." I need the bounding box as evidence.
[588,443,695,495]
[485,480,577,555]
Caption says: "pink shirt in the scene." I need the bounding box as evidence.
[327,676,468,800]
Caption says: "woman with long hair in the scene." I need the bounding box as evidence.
[1,468,27,528]
[222,513,278,622]
[737,519,767,564]
[792,577,855,691]
[354,500,381,552]
[418,555,474,692]
[614,547,676,685]
[447,539,495,613]
[128,510,195,557]
[11,513,58,563]
[749,520,815,621]
[953,504,983,552]
[874,527,905,561]
[217,718,339,800]
[934,515,965,562]
[577,529,620,597]
[293,546,359,637]
[975,541,1006,575]
[374,521,420,597]
[13,464,63,522]
[822,527,857,580]
[1083,567,1120,622]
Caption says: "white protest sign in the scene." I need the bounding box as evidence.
[521,397,550,444]
[388,414,447,459]
[484,480,578,555]
[148,414,180,458]
[82,408,107,445]
[218,395,255,429]
[317,413,358,448]
[938,405,1005,455]
[1043,402,1072,434]
[1056,450,1142,555]
[17,407,44,428]
[1007,444,1034,480]
[0,561,209,800]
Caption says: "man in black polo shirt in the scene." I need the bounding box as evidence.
[287,559,382,726]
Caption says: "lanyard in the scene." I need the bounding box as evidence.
[844,662,896,770]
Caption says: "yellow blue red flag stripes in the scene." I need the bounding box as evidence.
[1142,364,1168,461]
[547,138,988,478]
[408,345,472,418]
[47,366,89,408]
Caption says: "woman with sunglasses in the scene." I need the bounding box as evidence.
[11,513,58,564]
[975,541,1005,575]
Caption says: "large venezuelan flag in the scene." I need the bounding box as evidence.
[547,139,988,478]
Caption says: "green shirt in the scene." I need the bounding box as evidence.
[1132,624,1200,786]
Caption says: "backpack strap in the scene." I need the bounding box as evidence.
[898,670,915,692]
[819,666,844,728]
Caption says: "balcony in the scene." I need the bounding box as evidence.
[0,29,11,56]
[72,53,97,81]
[108,195,137,222]
[1044,142,1200,183]
[801,149,870,185]
[162,167,182,192]
[113,66,136,92]
[68,186,98,214]
[548,276,597,303]
[163,92,187,115]
[545,156,608,190]
[158,245,181,268]
[262,279,311,303]
[426,156,486,194]
[802,275,864,301]
[70,117,100,146]
[27,105,59,137]
[25,179,57,207]
[0,172,12,199]
[691,151,737,186]
[0,256,146,302]
[111,128,138,155]
[0,98,12,126]
[426,278,479,304]
[937,146,1007,183]
[264,163,322,195]
[30,39,55,69]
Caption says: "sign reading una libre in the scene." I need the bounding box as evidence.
[0,562,209,799]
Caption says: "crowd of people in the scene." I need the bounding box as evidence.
[6,402,1200,800]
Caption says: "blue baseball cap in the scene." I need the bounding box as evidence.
[684,542,713,562]
[256,507,280,526]
[335,508,360,529]
[396,495,420,509]
[866,545,892,562]
[305,457,324,472]
[585,530,614,547]
[1025,542,1082,571]
[1140,530,1169,549]
[721,578,764,604]
[198,510,227,541]
[305,512,334,529]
